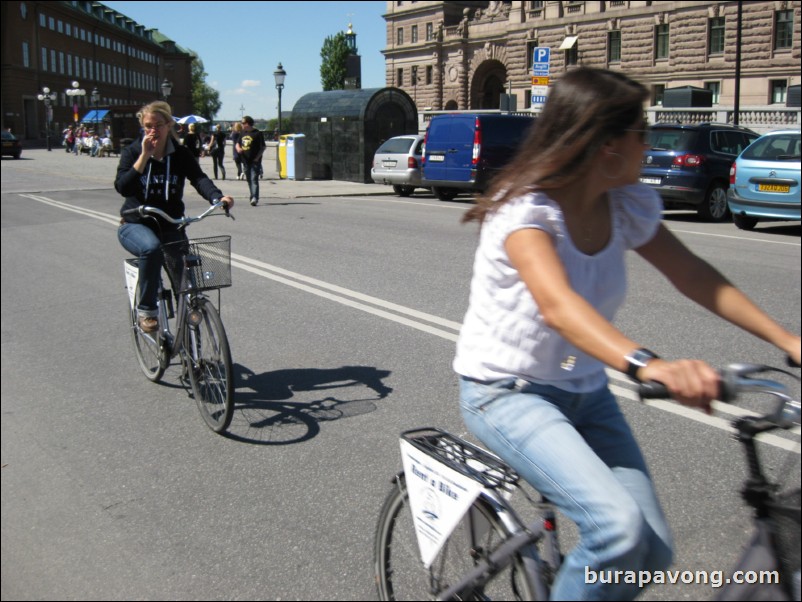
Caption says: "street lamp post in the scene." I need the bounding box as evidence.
[273,63,286,141]
[65,81,86,126]
[91,87,101,138]
[161,78,172,102]
[36,87,57,151]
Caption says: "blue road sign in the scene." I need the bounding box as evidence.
[532,47,550,76]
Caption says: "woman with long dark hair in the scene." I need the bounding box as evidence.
[454,67,800,600]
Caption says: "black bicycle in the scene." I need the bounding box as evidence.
[123,202,236,433]
[374,362,800,601]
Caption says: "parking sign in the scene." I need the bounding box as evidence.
[532,47,550,76]
[531,47,551,108]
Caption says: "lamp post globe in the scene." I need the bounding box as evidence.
[273,63,286,140]
[37,86,58,151]
[161,78,173,101]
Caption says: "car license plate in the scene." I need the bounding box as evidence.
[428,155,445,162]
[639,177,661,185]
[758,184,790,193]
[382,160,397,167]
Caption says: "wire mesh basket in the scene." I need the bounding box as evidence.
[162,235,231,293]
[401,428,519,490]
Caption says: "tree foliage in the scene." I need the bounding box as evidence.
[190,55,222,120]
[320,32,353,91]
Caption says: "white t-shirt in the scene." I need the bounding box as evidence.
[453,183,662,392]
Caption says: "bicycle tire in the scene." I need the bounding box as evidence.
[184,298,234,433]
[128,278,166,383]
[374,474,540,601]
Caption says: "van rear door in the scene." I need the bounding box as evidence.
[424,115,475,183]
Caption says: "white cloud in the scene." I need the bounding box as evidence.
[241,80,261,88]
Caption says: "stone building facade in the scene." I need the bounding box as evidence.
[383,0,801,126]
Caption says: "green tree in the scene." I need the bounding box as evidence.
[190,55,222,120]
[320,32,354,91]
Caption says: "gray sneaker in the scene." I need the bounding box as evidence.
[250,197,258,206]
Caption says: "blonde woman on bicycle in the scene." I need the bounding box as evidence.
[454,67,800,600]
[115,101,233,333]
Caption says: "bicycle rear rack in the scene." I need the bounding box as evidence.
[401,428,519,490]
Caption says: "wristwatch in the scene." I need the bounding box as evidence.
[625,348,660,381]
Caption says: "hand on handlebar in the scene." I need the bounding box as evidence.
[638,358,719,414]
[218,196,235,220]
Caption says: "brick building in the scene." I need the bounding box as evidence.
[1,1,193,144]
[383,0,800,124]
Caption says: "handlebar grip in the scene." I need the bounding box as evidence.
[638,381,669,399]
[639,372,736,403]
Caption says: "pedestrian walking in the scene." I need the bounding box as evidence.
[209,125,227,180]
[235,116,265,206]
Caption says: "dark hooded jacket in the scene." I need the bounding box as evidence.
[115,135,223,232]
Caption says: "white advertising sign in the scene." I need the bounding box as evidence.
[400,439,483,568]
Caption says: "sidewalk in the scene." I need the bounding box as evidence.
[8,147,395,199]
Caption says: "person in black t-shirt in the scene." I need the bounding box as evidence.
[235,115,265,206]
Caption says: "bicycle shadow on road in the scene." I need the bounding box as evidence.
[223,364,393,445]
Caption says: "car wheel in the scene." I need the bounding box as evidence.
[393,185,415,197]
[433,187,458,202]
[698,182,729,222]
[732,213,758,231]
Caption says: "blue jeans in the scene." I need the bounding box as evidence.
[118,222,186,316]
[242,161,259,201]
[459,377,673,601]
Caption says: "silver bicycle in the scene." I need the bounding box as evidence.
[374,362,800,601]
[123,202,236,433]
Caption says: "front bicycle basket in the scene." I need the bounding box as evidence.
[767,488,801,593]
[163,235,231,293]
[401,428,519,491]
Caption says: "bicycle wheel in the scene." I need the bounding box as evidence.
[128,274,166,383]
[374,474,539,601]
[184,298,234,433]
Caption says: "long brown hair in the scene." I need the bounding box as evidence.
[463,67,648,224]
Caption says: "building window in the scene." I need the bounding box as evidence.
[426,22,433,41]
[704,81,721,104]
[526,40,540,71]
[411,25,418,43]
[41,47,47,71]
[397,68,404,87]
[426,65,433,85]
[397,27,404,45]
[655,24,669,60]
[22,41,30,68]
[771,80,787,104]
[774,10,793,50]
[608,30,621,63]
[708,17,725,55]
[653,84,665,106]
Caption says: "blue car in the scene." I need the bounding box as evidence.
[727,129,801,230]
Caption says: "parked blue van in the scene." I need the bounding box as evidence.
[422,113,536,201]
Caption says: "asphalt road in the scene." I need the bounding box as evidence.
[2,150,800,601]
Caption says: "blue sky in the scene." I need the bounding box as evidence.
[103,1,388,121]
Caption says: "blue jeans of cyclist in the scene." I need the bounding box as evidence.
[118,222,186,317]
[460,377,673,601]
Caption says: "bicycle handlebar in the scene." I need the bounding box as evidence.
[639,362,801,429]
[122,201,234,227]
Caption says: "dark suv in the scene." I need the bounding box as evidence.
[639,123,758,221]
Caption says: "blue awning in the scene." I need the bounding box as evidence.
[80,109,109,123]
